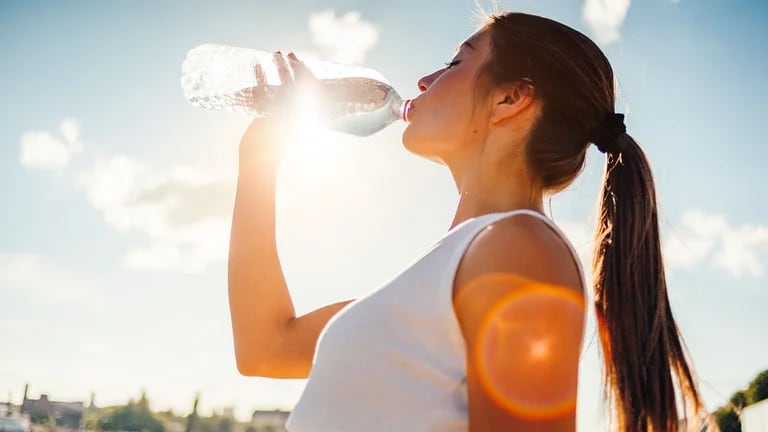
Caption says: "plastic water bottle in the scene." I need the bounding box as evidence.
[180,44,411,137]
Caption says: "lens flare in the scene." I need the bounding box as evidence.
[467,273,585,420]
[271,82,364,219]
[279,83,341,181]
[282,82,323,146]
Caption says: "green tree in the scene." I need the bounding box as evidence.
[137,391,149,410]
[97,399,165,432]
[191,414,234,432]
[746,369,768,404]
[185,394,200,432]
[714,407,741,432]
[83,408,102,431]
[730,390,748,410]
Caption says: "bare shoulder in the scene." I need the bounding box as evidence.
[453,213,583,302]
[451,211,586,342]
[452,213,586,430]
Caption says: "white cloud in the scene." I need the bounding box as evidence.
[582,0,631,45]
[663,210,768,278]
[663,232,714,269]
[556,209,768,282]
[664,211,723,269]
[18,117,84,171]
[308,10,379,64]
[77,156,234,273]
[715,223,768,277]
[60,117,83,152]
[19,131,71,170]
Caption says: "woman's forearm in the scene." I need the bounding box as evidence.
[227,139,297,375]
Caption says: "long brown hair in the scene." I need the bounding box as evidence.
[479,12,704,431]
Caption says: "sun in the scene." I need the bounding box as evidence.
[276,85,356,206]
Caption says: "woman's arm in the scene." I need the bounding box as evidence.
[453,214,585,431]
[228,118,353,379]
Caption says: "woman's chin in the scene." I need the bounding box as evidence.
[401,127,445,165]
[401,125,426,156]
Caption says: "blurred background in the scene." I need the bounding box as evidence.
[1,0,767,431]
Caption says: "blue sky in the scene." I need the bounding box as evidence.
[1,0,767,430]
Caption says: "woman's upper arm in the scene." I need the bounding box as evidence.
[453,215,585,432]
[237,299,354,378]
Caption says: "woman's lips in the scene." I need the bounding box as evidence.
[405,98,418,122]
[403,99,412,122]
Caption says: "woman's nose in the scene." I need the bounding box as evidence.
[418,76,429,92]
[417,71,440,92]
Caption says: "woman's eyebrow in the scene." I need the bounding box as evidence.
[454,41,475,53]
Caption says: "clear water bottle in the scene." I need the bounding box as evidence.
[180,44,411,137]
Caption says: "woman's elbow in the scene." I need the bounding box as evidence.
[233,341,270,376]
[235,350,279,377]
[235,356,262,377]
[234,342,290,377]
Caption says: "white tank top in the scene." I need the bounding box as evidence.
[286,209,585,432]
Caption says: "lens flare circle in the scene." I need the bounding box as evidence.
[473,275,584,420]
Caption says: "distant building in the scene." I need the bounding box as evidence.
[250,410,289,432]
[0,403,31,432]
[21,394,83,429]
[743,399,768,432]
[163,418,186,432]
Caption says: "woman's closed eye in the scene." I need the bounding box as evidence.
[444,60,461,69]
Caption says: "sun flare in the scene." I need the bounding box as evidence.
[275,85,358,209]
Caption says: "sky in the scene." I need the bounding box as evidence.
[1,0,767,430]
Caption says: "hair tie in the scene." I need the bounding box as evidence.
[591,113,626,154]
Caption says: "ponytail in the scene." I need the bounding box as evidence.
[592,135,704,431]
[477,11,707,429]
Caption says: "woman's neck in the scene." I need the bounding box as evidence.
[448,155,544,230]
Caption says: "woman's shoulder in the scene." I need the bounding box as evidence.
[452,211,584,305]
[451,212,586,430]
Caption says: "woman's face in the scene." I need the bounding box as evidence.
[402,30,492,164]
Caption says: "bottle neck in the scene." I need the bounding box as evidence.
[391,97,411,123]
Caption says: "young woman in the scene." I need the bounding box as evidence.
[228,12,705,432]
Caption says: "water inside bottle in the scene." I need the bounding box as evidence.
[321,77,404,136]
[186,77,404,136]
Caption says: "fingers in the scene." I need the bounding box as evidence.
[287,52,314,84]
[268,51,317,118]
[253,62,266,87]
[273,51,293,85]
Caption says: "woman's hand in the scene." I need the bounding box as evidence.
[238,52,315,166]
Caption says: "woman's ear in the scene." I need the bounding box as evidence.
[489,80,535,125]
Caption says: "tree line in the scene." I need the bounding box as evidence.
[79,393,283,432]
[714,369,768,432]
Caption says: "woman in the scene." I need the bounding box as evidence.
[228,12,705,432]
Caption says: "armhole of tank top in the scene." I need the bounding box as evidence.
[443,209,588,359]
